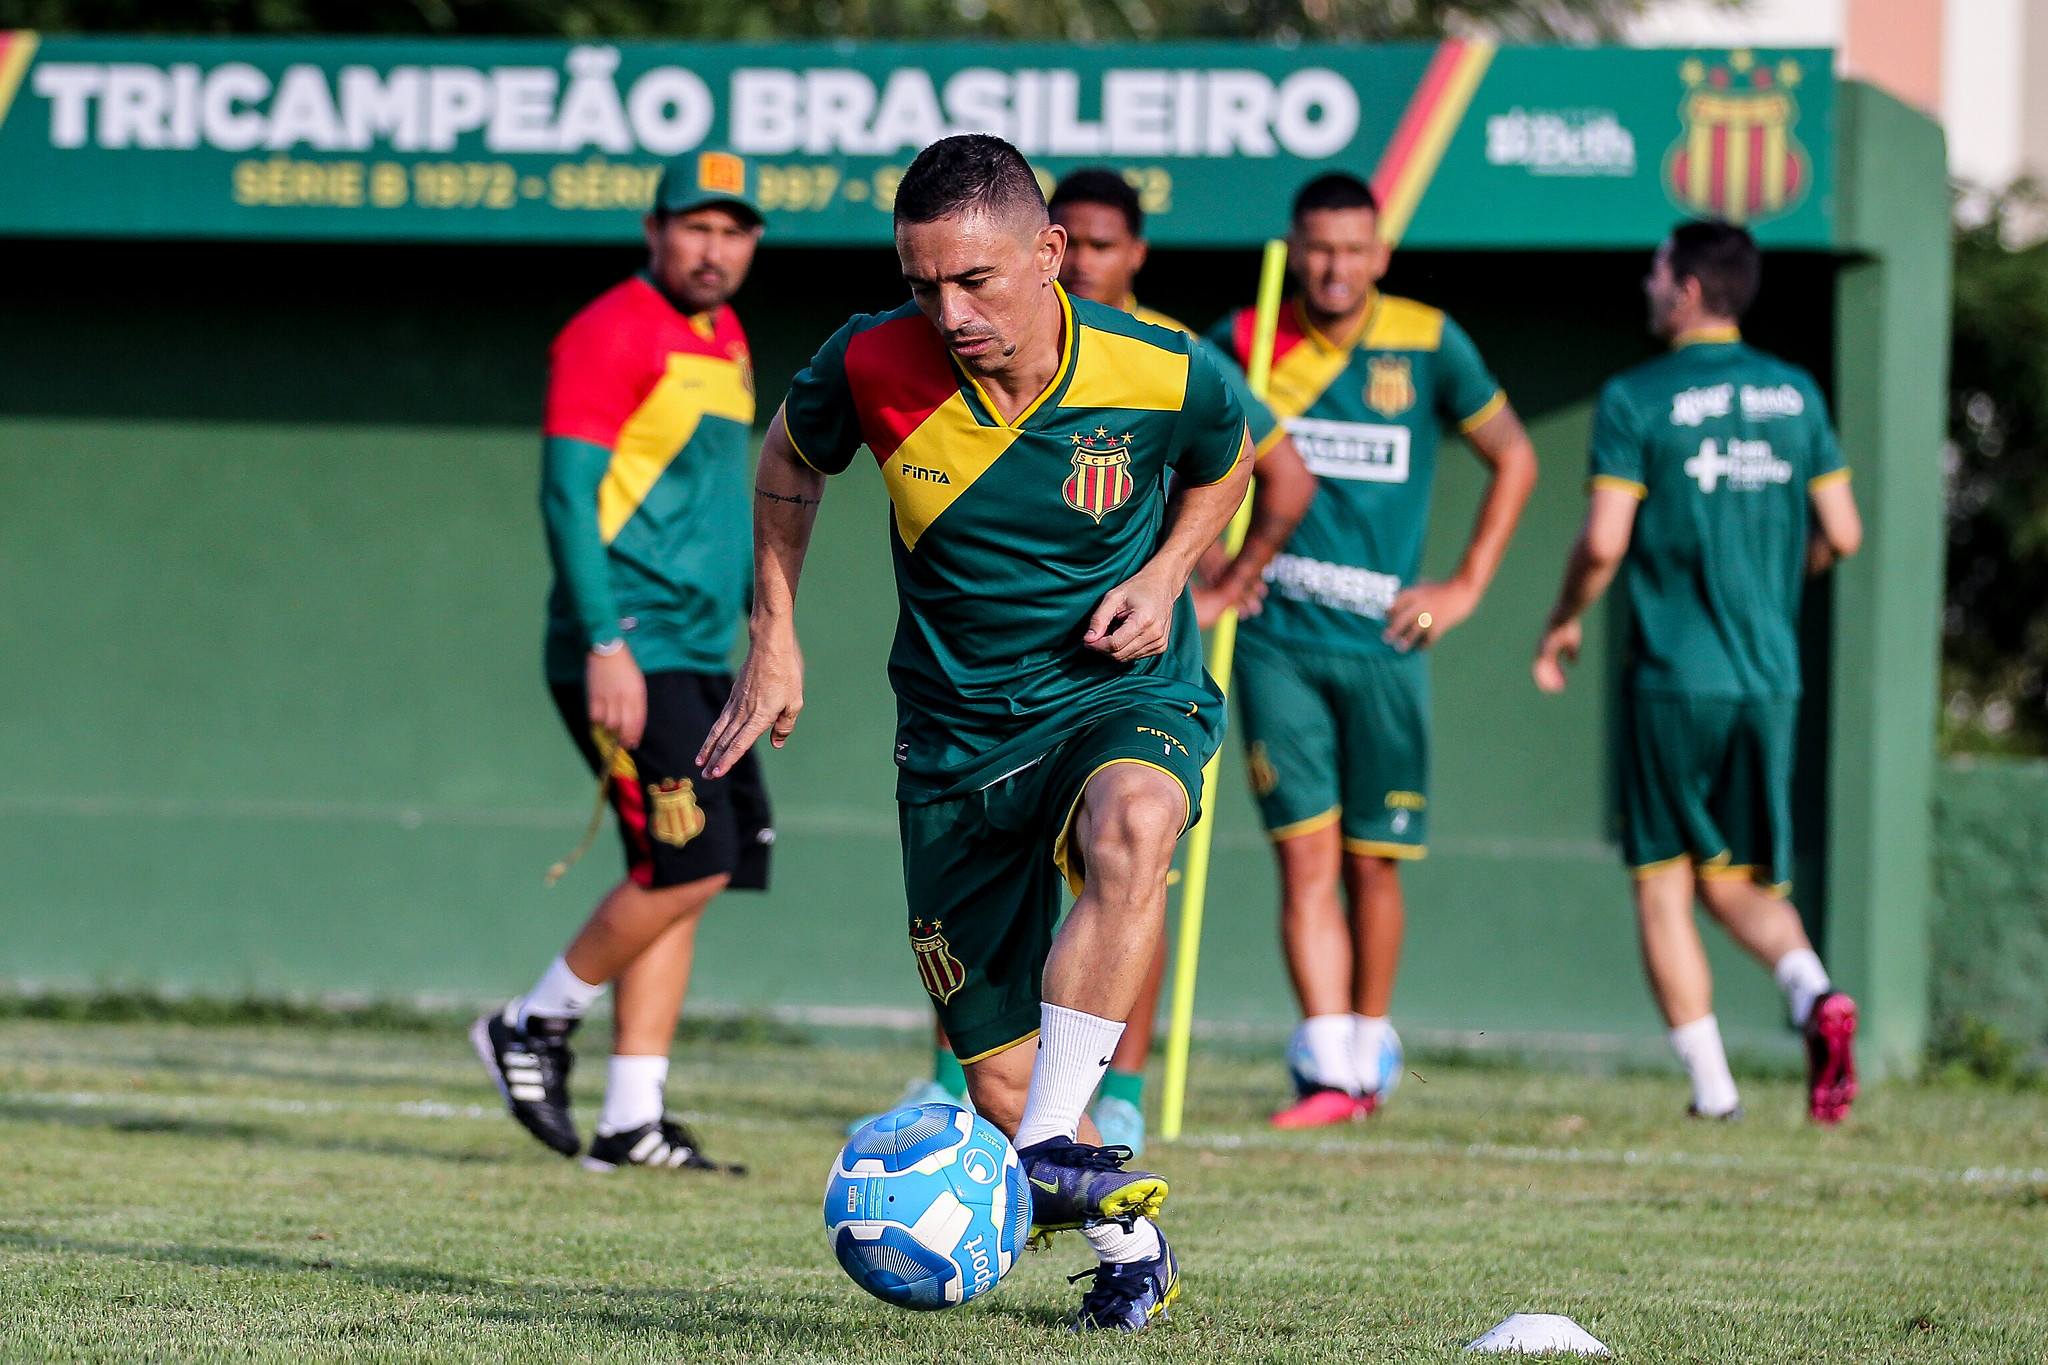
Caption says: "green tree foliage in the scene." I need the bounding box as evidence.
[0,0,1665,43]
[1945,191,2048,754]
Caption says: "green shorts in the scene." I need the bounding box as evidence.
[1620,690,1796,892]
[897,702,1218,1063]
[1233,633,1429,858]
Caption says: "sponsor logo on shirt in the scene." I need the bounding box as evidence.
[1485,106,1637,176]
[1264,553,1400,620]
[1285,417,1411,483]
[1739,383,1804,419]
[1670,383,1733,427]
[1685,436,1791,493]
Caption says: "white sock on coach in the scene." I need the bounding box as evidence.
[1292,1014,1361,1096]
[1668,1014,1741,1117]
[516,955,606,1028]
[1772,948,1832,1028]
[598,1054,669,1135]
[1083,1215,1161,1265]
[1013,1004,1126,1150]
[1352,1014,1393,1092]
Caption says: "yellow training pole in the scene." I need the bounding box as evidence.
[1159,238,1288,1141]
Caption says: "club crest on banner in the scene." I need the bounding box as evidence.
[910,920,966,1002]
[1366,354,1416,416]
[1663,50,1809,225]
[1064,428,1136,523]
[650,778,706,847]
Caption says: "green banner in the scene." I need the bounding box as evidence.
[0,34,1834,247]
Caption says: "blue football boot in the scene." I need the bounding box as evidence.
[1069,1234,1181,1332]
[1015,1137,1168,1235]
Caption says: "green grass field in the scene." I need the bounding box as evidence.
[2,1019,2044,1363]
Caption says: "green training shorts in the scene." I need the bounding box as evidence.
[1619,689,1797,893]
[1233,632,1430,859]
[897,701,1218,1064]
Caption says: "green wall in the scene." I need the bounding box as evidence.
[1931,759,2048,1054]
[0,236,1857,1055]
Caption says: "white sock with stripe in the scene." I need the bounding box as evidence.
[516,955,605,1029]
[1013,1004,1125,1151]
[598,1054,668,1135]
[1084,1215,1161,1265]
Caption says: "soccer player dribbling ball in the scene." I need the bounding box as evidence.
[1211,174,1538,1128]
[699,135,1257,1332]
[1533,220,1865,1123]
[472,154,770,1173]
[1044,167,1318,1156]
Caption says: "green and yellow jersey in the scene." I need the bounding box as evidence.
[1212,294,1504,657]
[782,284,1249,803]
[1590,328,1846,698]
[1126,299,1285,458]
[542,274,755,681]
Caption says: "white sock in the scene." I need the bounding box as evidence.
[1083,1216,1161,1265]
[1013,1004,1125,1150]
[1668,1014,1741,1117]
[598,1054,668,1135]
[516,955,605,1027]
[1352,1014,1393,1093]
[1773,948,1832,1028]
[1289,1014,1360,1095]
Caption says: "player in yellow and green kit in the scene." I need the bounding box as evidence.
[1047,167,1317,1154]
[1211,173,1538,1128]
[700,136,1257,1330]
[1535,220,1865,1124]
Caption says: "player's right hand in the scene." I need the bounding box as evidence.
[1531,619,1581,694]
[696,628,804,777]
[587,645,648,750]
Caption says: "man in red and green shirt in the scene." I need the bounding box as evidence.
[473,152,769,1174]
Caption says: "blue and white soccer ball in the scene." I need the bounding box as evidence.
[824,1103,1031,1311]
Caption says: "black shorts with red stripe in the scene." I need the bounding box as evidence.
[551,670,772,892]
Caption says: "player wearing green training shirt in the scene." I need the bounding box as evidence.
[700,135,1255,1331]
[1534,220,1865,1124]
[1212,173,1538,1129]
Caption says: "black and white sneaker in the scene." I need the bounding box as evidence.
[581,1117,747,1175]
[471,1005,581,1157]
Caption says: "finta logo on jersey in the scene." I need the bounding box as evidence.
[1685,436,1791,492]
[1286,417,1412,483]
[1064,429,1135,523]
[1740,383,1804,419]
[1669,383,1733,427]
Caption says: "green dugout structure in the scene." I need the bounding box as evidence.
[0,35,1946,1073]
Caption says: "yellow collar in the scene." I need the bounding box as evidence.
[1298,291,1380,352]
[952,281,1076,430]
[1674,325,1741,348]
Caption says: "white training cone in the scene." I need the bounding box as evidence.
[1466,1314,1610,1356]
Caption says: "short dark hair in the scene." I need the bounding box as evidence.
[1665,219,1761,319]
[894,134,1047,228]
[1048,168,1143,237]
[1291,172,1378,225]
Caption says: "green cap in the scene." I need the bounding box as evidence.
[654,151,763,227]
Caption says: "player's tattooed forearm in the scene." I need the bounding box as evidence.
[756,486,822,507]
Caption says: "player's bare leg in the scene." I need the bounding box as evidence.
[563,873,727,991]
[1344,855,1405,1016]
[1272,826,1368,1125]
[1635,862,1742,1117]
[1695,874,1856,1122]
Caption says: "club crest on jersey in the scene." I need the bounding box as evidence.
[910,920,966,1002]
[1365,355,1416,417]
[1064,429,1136,523]
[650,778,706,848]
